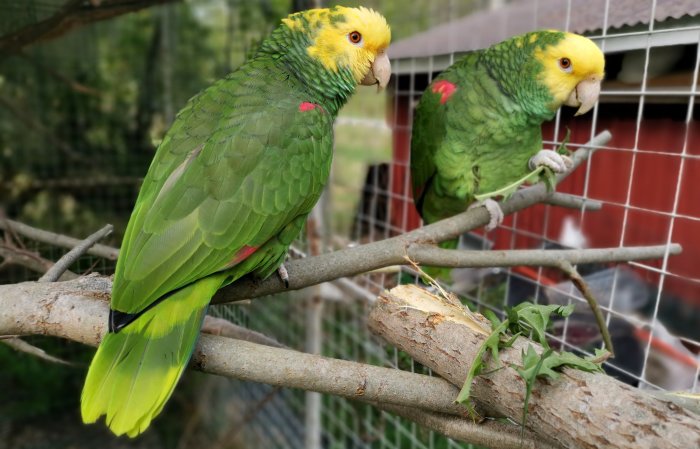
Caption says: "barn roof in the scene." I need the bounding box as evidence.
[389,0,700,60]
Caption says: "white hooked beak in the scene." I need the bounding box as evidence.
[361,51,391,90]
[565,76,602,116]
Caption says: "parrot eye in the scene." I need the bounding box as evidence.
[348,31,363,45]
[559,57,573,72]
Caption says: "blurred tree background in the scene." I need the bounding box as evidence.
[0,1,486,447]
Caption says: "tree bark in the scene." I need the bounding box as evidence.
[0,274,559,448]
[0,0,178,54]
[367,284,700,449]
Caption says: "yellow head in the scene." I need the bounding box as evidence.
[534,31,605,115]
[282,6,392,88]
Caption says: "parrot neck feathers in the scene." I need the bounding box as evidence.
[257,25,356,116]
[481,31,566,120]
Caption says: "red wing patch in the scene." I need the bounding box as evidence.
[431,80,457,104]
[226,245,259,269]
[299,102,319,112]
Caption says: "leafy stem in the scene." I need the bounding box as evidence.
[456,301,607,427]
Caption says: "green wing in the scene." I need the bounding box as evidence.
[410,75,449,217]
[410,57,476,223]
[410,51,543,225]
[113,61,333,314]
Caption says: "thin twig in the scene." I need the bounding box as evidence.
[15,51,101,96]
[213,242,680,304]
[544,192,602,210]
[0,244,78,280]
[0,0,178,54]
[406,244,682,268]
[1,337,72,365]
[557,260,614,356]
[0,218,119,260]
[39,224,113,282]
[378,403,559,449]
[201,316,285,349]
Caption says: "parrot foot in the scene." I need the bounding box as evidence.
[529,149,573,173]
[277,263,289,288]
[468,198,504,231]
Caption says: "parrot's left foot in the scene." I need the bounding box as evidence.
[277,264,289,288]
[529,149,573,173]
[468,198,504,231]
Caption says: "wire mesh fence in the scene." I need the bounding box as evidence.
[2,1,700,448]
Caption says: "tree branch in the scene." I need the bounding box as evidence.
[211,240,681,302]
[0,274,556,448]
[378,403,559,449]
[544,192,602,210]
[368,284,700,449]
[201,316,285,349]
[0,0,179,54]
[213,131,613,303]
[557,260,614,355]
[1,337,72,365]
[0,218,119,260]
[38,224,113,282]
[405,243,681,269]
[0,243,77,280]
[0,276,461,416]
[14,51,101,95]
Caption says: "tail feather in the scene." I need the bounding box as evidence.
[81,275,225,437]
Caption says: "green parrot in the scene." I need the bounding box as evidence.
[81,6,391,437]
[410,31,605,272]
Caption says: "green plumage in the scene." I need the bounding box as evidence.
[82,16,359,437]
[411,31,565,227]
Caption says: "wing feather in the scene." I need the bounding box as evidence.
[112,63,333,313]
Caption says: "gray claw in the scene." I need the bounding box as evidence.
[529,149,572,173]
[277,263,289,288]
[468,198,504,231]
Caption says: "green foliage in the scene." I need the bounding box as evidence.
[508,302,574,346]
[514,344,604,431]
[455,313,509,414]
[0,1,274,248]
[456,302,607,424]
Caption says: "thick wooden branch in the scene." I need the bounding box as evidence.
[0,275,550,447]
[213,131,613,303]
[368,284,700,449]
[0,277,468,415]
[0,0,179,54]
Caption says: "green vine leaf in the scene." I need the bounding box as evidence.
[456,300,603,425]
[510,302,574,348]
[514,345,554,431]
[456,318,508,415]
